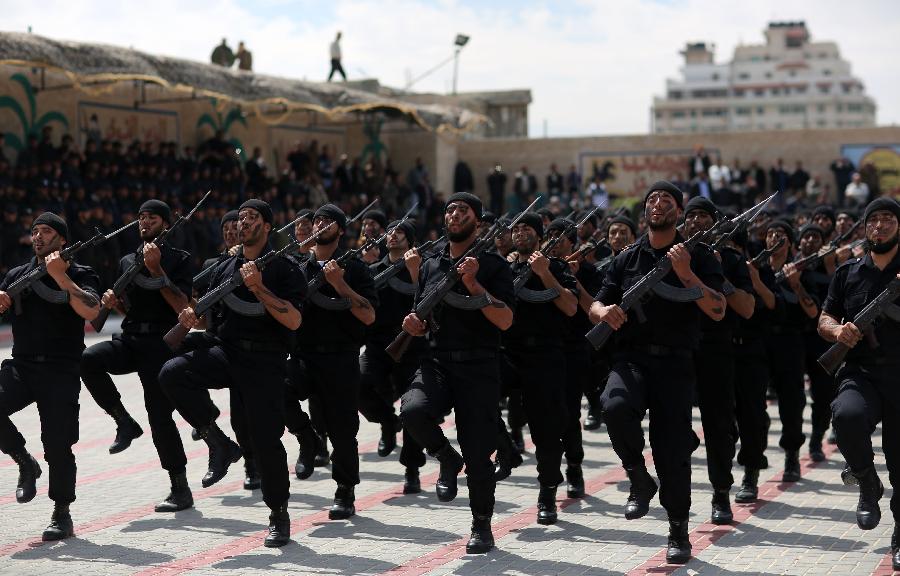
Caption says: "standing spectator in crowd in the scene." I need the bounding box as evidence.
[688,145,711,180]
[565,164,581,201]
[769,159,790,197]
[845,172,870,207]
[487,164,507,216]
[790,161,811,199]
[406,158,430,211]
[546,164,564,200]
[235,41,253,71]
[806,173,825,206]
[513,166,538,208]
[328,31,347,82]
[708,156,730,191]
[586,175,608,209]
[860,160,880,199]
[830,157,856,207]
[731,159,746,187]
[690,171,712,200]
[748,160,767,200]
[211,39,234,67]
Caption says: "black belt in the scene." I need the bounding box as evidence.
[629,344,693,359]
[505,336,562,349]
[122,321,170,335]
[232,339,286,354]
[430,348,497,362]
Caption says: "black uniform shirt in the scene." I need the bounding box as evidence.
[296,249,378,350]
[566,259,605,344]
[416,246,515,351]
[596,233,725,351]
[118,243,194,331]
[368,255,419,346]
[0,258,100,361]
[702,246,754,339]
[770,264,819,334]
[504,256,577,347]
[822,251,900,365]
[735,263,782,341]
[205,245,306,354]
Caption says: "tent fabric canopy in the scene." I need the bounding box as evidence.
[0,31,487,133]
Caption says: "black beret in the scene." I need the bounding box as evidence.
[315,203,348,229]
[446,192,483,220]
[388,219,416,245]
[517,212,544,238]
[799,223,825,239]
[536,207,554,221]
[609,215,637,236]
[864,197,900,224]
[546,217,576,242]
[644,180,684,209]
[363,209,387,229]
[767,219,795,241]
[138,199,171,223]
[812,205,836,224]
[836,208,858,221]
[221,210,239,228]
[684,196,718,217]
[32,211,68,240]
[239,199,273,224]
[297,208,314,221]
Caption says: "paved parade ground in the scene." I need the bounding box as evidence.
[0,334,896,575]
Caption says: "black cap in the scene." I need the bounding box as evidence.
[799,223,825,239]
[864,197,900,224]
[388,219,417,245]
[517,212,544,238]
[608,215,637,237]
[32,211,68,240]
[446,192,483,220]
[297,208,314,222]
[221,210,239,228]
[684,196,718,217]
[767,219,795,241]
[315,203,348,229]
[546,217,576,242]
[363,209,387,229]
[138,199,171,223]
[240,199,273,224]
[812,205,836,225]
[644,181,684,209]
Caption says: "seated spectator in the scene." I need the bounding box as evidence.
[844,172,870,207]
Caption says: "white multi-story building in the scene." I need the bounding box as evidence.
[651,21,876,134]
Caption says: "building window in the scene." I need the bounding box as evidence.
[847,103,864,113]
[789,70,797,77]
[817,119,827,127]
[836,103,843,112]
[668,90,683,100]
[842,84,852,94]
[765,72,773,78]
[823,69,832,76]
[690,110,697,118]
[795,85,807,94]
[735,107,751,116]
[757,106,764,114]
[712,73,719,80]
[771,88,780,96]
[818,84,831,94]
[734,89,745,97]
[739,73,750,80]
[755,89,764,97]
[817,104,825,113]
[672,111,686,118]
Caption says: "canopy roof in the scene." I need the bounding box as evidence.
[0,31,487,133]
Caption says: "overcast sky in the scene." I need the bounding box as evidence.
[4,0,899,137]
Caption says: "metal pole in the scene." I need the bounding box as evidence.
[452,47,460,95]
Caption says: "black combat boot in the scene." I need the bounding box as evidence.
[294,427,317,480]
[808,428,826,463]
[665,518,691,564]
[11,451,41,504]
[734,468,759,503]
[314,433,330,467]
[465,513,494,554]
[782,450,801,482]
[264,502,290,547]
[583,391,603,431]
[195,422,242,488]
[108,406,143,454]
[42,503,75,541]
[536,485,558,525]
[854,466,884,530]
[493,429,523,482]
[403,467,421,494]
[191,427,201,441]
[155,471,194,512]
[710,489,733,525]
[891,524,900,571]
[511,426,526,454]
[841,464,858,486]
[566,464,585,499]
[243,458,261,490]
[328,484,356,520]
[623,465,658,520]
[378,416,398,457]
[431,442,465,502]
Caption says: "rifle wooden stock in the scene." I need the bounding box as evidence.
[385,331,413,363]
[163,323,191,351]
[817,342,849,376]
[91,307,113,333]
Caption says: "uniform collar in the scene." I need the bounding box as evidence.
[862,248,900,272]
[638,230,683,255]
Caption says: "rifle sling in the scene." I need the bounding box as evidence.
[721,281,736,297]
[309,291,352,311]
[222,293,266,317]
[517,286,560,304]
[882,303,900,323]
[651,282,703,303]
[133,274,171,291]
[30,280,70,305]
[387,276,417,296]
[443,291,491,310]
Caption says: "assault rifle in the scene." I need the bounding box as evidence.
[192,214,306,288]
[385,196,542,362]
[91,191,211,332]
[585,192,776,350]
[749,237,785,268]
[818,278,900,375]
[162,222,337,351]
[513,206,599,294]
[3,220,138,314]
[775,236,866,284]
[373,234,447,290]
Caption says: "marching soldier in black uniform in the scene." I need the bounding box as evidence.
[400,192,515,554]
[359,219,427,493]
[683,196,756,524]
[818,197,900,570]
[360,209,388,264]
[286,204,377,519]
[159,199,305,547]
[500,212,577,524]
[763,219,819,481]
[589,181,725,564]
[0,212,101,540]
[81,200,195,511]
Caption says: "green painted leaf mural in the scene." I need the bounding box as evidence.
[195,98,246,162]
[0,73,70,152]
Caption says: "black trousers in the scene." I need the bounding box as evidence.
[766,332,807,451]
[694,337,738,490]
[0,358,80,504]
[601,353,695,520]
[286,350,360,486]
[563,344,590,467]
[358,344,425,469]
[81,333,188,473]
[181,332,254,462]
[328,58,347,81]
[158,344,289,509]
[733,339,770,470]
[832,363,900,522]
[805,333,836,434]
[401,354,499,516]
[501,346,567,487]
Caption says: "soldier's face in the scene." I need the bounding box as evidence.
[386,228,409,250]
[313,216,341,245]
[294,218,313,243]
[31,225,65,258]
[445,202,477,241]
[222,220,239,249]
[239,209,270,246]
[645,192,679,230]
[608,223,634,253]
[362,218,382,239]
[865,211,899,250]
[511,223,539,252]
[812,214,834,235]
[138,212,166,241]
[799,232,823,256]
[546,232,572,258]
[684,210,714,238]
[766,228,790,257]
[835,214,855,236]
